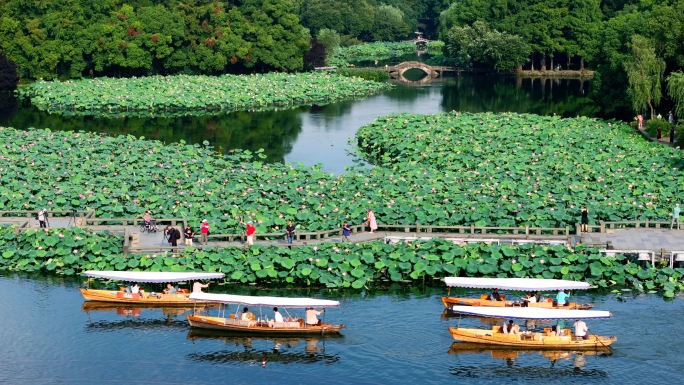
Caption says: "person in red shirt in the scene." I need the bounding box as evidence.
[200,219,209,246]
[241,220,256,246]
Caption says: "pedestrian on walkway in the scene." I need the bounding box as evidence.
[37,208,48,228]
[657,126,662,140]
[669,111,675,124]
[637,114,644,129]
[580,206,589,233]
[670,126,676,144]
[342,221,352,241]
[671,203,681,230]
[366,209,378,234]
[184,224,195,246]
[166,225,181,247]
[285,220,296,244]
[200,219,209,245]
[241,220,256,246]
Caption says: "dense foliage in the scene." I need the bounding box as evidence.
[3,227,683,295]
[0,0,309,78]
[17,73,390,116]
[443,21,531,71]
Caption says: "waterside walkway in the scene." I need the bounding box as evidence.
[2,211,683,266]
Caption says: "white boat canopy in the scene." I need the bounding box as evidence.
[84,271,225,283]
[451,305,612,320]
[189,292,340,308]
[444,277,590,291]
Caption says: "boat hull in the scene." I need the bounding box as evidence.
[441,297,593,310]
[80,288,214,306]
[448,327,616,350]
[187,315,345,336]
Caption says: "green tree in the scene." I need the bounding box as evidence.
[667,71,684,119]
[444,21,530,71]
[317,28,340,57]
[369,4,411,41]
[624,35,665,119]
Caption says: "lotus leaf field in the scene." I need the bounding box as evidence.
[2,227,683,296]
[3,111,684,294]
[17,73,391,117]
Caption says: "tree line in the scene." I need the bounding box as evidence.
[2,0,684,117]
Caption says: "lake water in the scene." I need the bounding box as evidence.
[0,75,599,174]
[2,275,682,385]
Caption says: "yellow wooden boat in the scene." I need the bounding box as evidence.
[448,306,616,350]
[441,277,593,310]
[186,292,345,336]
[80,270,224,306]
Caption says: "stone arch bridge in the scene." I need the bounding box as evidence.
[386,61,456,81]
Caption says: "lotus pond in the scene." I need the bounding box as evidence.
[16,73,391,116]
[2,274,684,385]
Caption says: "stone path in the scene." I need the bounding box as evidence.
[580,228,684,252]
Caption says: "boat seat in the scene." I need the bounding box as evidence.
[272,321,301,329]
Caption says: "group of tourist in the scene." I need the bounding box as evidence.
[238,306,325,327]
[123,280,210,297]
[503,318,589,340]
[141,208,380,247]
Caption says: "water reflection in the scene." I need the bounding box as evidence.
[448,342,611,378]
[82,303,193,331]
[186,329,341,365]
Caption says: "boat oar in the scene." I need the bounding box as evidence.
[589,330,613,352]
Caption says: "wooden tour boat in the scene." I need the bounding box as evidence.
[80,270,225,305]
[187,292,345,335]
[441,277,593,310]
[448,306,617,350]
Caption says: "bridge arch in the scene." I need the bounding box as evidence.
[390,61,439,80]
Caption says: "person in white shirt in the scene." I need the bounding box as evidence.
[503,320,519,334]
[240,307,254,321]
[305,308,325,326]
[269,307,284,327]
[573,319,589,340]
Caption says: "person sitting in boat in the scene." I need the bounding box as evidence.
[305,307,325,326]
[556,289,570,306]
[573,319,589,340]
[553,320,568,336]
[489,288,502,301]
[163,283,178,294]
[192,281,209,293]
[503,320,520,334]
[521,291,537,307]
[241,307,254,321]
[268,307,284,327]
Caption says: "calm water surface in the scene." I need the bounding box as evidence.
[1,275,682,385]
[0,75,597,174]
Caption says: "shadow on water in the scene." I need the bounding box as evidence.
[186,330,342,365]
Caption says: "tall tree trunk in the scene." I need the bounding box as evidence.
[580,57,585,71]
[567,56,571,70]
[530,52,535,71]
[540,54,547,72]
[516,64,523,74]
[550,57,555,71]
